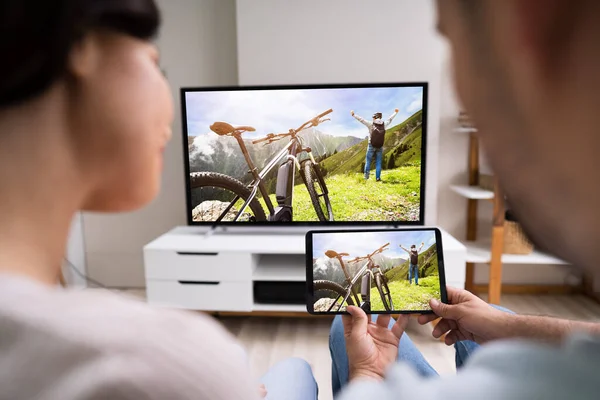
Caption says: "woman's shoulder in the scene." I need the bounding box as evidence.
[0,275,256,399]
[0,275,238,354]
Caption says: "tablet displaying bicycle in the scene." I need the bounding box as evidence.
[306,228,447,314]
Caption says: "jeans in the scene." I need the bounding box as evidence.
[260,357,318,400]
[329,305,515,398]
[409,263,419,285]
[364,143,383,180]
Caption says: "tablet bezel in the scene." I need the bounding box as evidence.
[306,227,448,314]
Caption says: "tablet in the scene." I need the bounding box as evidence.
[306,228,447,314]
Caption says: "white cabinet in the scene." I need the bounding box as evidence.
[143,227,466,313]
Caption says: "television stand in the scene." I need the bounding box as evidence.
[143,226,466,315]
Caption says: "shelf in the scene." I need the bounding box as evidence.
[454,127,478,133]
[464,240,570,265]
[252,303,307,312]
[253,266,305,281]
[253,254,305,281]
[450,185,494,200]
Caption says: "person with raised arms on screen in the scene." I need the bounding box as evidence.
[399,242,424,285]
[350,108,398,182]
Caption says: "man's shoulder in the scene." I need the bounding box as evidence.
[342,338,600,400]
[469,335,600,368]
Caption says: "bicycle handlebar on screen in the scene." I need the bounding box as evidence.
[251,109,333,145]
[350,243,390,263]
[348,256,366,263]
[369,243,390,257]
[251,134,274,145]
[296,109,333,132]
[251,133,289,145]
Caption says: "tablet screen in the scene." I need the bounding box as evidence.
[307,228,447,314]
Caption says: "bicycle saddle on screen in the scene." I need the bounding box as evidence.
[210,122,256,136]
[325,250,349,258]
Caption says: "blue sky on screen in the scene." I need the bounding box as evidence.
[185,86,423,140]
[312,230,436,260]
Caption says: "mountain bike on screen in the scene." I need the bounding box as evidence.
[190,110,334,222]
[314,243,394,312]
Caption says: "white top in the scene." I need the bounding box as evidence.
[0,274,259,400]
[144,226,466,255]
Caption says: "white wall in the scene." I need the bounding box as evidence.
[236,0,443,225]
[82,0,238,287]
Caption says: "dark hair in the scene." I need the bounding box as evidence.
[0,0,160,108]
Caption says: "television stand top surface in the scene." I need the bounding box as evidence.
[144,226,465,256]
[173,225,410,237]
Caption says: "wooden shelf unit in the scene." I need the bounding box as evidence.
[455,131,571,304]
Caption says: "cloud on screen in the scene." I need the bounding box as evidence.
[184,86,424,140]
[312,230,436,260]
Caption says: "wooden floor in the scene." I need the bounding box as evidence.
[218,295,600,400]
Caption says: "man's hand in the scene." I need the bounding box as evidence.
[351,110,355,116]
[343,306,409,382]
[394,108,399,113]
[418,287,513,345]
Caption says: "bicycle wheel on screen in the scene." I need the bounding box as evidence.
[313,280,354,312]
[189,172,267,222]
[375,273,394,311]
[301,160,334,222]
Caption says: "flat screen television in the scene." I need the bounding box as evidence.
[181,83,427,226]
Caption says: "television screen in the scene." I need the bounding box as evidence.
[181,83,427,225]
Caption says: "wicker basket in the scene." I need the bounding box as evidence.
[458,111,475,128]
[503,220,534,254]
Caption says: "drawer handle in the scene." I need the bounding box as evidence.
[178,281,220,285]
[176,252,219,256]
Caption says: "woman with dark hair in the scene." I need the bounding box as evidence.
[0,1,316,398]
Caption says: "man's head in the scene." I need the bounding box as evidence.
[373,112,383,120]
[436,0,600,270]
[411,245,416,250]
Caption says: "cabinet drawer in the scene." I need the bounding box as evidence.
[146,280,252,312]
[144,250,256,282]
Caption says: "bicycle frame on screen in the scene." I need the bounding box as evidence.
[219,131,316,222]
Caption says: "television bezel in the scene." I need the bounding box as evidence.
[180,82,428,226]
